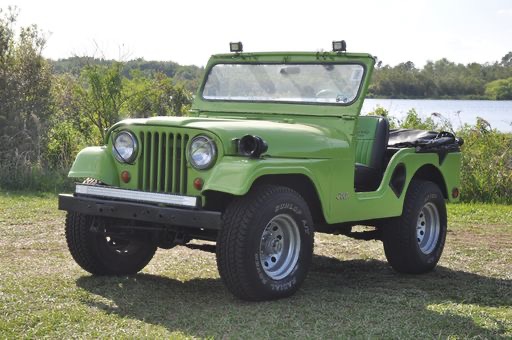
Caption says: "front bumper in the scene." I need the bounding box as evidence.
[58,194,222,230]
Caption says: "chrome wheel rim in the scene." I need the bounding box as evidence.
[416,202,441,254]
[259,214,301,280]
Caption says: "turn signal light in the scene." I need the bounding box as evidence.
[193,177,204,190]
[121,171,131,183]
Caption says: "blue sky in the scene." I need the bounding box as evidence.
[3,0,512,67]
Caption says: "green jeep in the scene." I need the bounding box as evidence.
[59,41,463,301]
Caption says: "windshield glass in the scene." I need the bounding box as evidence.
[202,63,364,104]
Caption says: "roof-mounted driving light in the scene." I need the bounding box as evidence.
[332,40,347,52]
[230,41,243,53]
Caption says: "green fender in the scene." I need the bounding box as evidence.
[68,146,119,186]
[202,156,330,216]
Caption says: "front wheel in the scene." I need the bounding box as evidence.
[216,185,314,301]
[382,180,447,274]
[65,212,157,275]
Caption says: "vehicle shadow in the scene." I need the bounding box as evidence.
[76,254,511,338]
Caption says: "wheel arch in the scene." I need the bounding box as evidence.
[203,173,326,225]
[410,164,448,199]
[253,174,325,224]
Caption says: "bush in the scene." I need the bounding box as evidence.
[458,119,512,203]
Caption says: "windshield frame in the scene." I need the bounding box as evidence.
[199,61,367,107]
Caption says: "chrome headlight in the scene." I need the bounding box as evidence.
[188,135,217,170]
[112,131,138,163]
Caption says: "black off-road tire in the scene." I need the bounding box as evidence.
[216,185,314,301]
[65,212,157,275]
[382,180,447,274]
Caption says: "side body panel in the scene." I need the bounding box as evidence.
[204,150,461,224]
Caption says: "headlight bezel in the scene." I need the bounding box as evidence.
[188,135,217,170]
[112,130,138,164]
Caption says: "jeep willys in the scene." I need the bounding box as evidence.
[59,41,462,301]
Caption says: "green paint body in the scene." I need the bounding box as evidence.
[68,51,461,224]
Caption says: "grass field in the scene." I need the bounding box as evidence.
[0,192,510,338]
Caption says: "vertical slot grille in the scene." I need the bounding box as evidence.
[138,131,189,194]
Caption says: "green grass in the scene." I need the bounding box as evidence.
[0,192,511,338]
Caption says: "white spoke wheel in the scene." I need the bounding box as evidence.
[217,185,314,301]
[382,180,447,274]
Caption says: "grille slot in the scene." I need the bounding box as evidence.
[138,131,189,194]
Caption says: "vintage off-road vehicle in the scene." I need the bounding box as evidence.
[59,41,462,301]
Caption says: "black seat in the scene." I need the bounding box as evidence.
[354,116,390,192]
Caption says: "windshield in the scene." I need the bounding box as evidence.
[202,63,364,104]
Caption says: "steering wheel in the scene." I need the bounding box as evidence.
[315,89,337,98]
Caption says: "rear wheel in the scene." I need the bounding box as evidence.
[65,212,157,275]
[382,180,447,273]
[216,185,314,301]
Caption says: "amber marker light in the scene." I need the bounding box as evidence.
[121,171,131,183]
[452,187,460,199]
[193,178,204,190]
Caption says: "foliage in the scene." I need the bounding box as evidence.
[67,63,193,141]
[0,7,195,192]
[370,56,512,99]
[485,77,512,100]
[399,109,435,130]
[457,119,512,203]
[122,71,192,118]
[0,7,53,190]
[74,63,124,140]
[501,52,512,67]
[45,120,87,171]
[51,57,204,93]
[365,105,398,128]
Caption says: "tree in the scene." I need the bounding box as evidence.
[501,52,512,67]
[0,7,53,187]
[74,62,124,140]
[169,83,192,116]
[485,77,512,100]
[122,71,192,118]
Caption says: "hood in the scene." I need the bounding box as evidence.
[111,116,348,159]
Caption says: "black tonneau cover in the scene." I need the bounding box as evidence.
[388,129,463,154]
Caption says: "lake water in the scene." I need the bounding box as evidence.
[361,99,512,132]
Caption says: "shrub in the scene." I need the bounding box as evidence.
[458,119,512,203]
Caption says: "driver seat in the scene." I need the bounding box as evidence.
[354,116,390,192]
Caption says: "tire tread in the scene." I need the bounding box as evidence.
[216,185,313,300]
[382,180,446,273]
